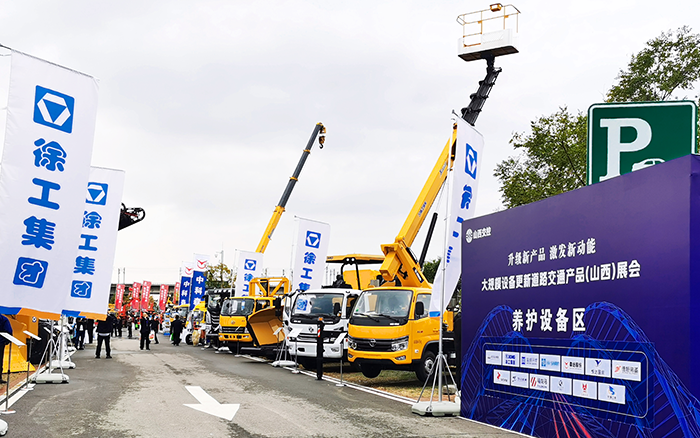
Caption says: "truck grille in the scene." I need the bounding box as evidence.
[221,326,245,334]
[351,338,395,352]
[296,333,317,342]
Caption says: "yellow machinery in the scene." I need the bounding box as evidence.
[348,11,511,379]
[255,123,325,254]
[185,301,207,345]
[219,278,287,352]
[326,254,384,290]
[217,124,325,345]
[348,126,459,382]
[2,315,37,374]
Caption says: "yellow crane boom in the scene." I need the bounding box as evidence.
[255,122,326,254]
[379,124,458,286]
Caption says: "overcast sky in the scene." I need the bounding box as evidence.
[0,1,697,286]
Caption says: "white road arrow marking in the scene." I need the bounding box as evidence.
[184,386,240,421]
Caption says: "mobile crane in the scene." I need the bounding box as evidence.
[218,123,326,350]
[347,3,515,381]
[347,127,458,381]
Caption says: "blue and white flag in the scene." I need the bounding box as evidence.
[234,250,263,297]
[0,50,99,318]
[64,167,125,319]
[429,117,484,318]
[191,270,206,310]
[178,260,194,306]
[179,275,192,306]
[291,217,330,292]
[190,253,209,308]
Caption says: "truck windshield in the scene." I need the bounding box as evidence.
[177,307,189,319]
[292,293,344,317]
[207,294,223,312]
[221,298,255,317]
[352,289,412,321]
[191,310,204,323]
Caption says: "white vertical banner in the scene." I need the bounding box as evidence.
[179,261,194,306]
[194,253,210,271]
[234,250,263,297]
[291,217,330,292]
[181,261,194,278]
[64,167,125,318]
[0,50,99,317]
[429,118,484,318]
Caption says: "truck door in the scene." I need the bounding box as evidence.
[411,293,433,360]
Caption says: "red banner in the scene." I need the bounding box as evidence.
[115,284,125,312]
[158,284,168,312]
[131,282,141,311]
[142,281,152,310]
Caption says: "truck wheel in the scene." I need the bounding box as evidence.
[349,361,361,372]
[416,350,436,382]
[185,334,192,345]
[360,363,381,378]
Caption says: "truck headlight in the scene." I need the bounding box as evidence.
[348,337,357,350]
[391,337,409,352]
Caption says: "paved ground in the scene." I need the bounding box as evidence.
[0,336,525,437]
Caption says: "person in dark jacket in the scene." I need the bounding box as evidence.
[0,315,13,383]
[150,315,160,345]
[116,316,123,338]
[95,313,116,359]
[85,318,95,344]
[170,315,184,346]
[139,315,151,350]
[75,317,86,350]
[127,314,133,339]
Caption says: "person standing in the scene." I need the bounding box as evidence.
[75,317,86,350]
[85,318,95,344]
[127,314,133,339]
[139,315,151,350]
[95,313,115,359]
[170,314,184,346]
[0,314,13,383]
[150,315,160,345]
[116,316,123,338]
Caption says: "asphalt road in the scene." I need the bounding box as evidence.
[2,336,524,437]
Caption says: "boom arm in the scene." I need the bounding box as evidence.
[255,122,326,253]
[379,56,503,287]
[379,126,458,286]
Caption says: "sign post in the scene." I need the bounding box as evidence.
[587,101,697,184]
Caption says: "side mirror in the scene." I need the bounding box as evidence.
[333,302,341,316]
[415,301,424,318]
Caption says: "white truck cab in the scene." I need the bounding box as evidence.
[286,288,358,369]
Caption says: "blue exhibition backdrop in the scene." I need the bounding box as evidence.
[460,155,700,438]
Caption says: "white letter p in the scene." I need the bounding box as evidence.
[599,118,652,182]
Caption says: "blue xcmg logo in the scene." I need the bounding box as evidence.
[465,143,478,179]
[34,86,75,133]
[305,231,321,248]
[86,182,109,205]
[244,259,257,271]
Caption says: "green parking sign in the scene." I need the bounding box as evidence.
[587,101,697,184]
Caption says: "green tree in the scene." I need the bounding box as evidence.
[607,26,700,102]
[206,262,232,289]
[494,108,587,208]
[496,27,700,208]
[422,258,441,283]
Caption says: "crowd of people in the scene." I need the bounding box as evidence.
[68,311,186,359]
